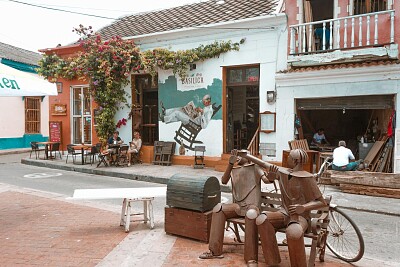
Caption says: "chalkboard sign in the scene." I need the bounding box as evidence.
[49,121,62,143]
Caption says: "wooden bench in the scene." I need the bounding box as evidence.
[226,191,330,266]
[71,187,167,232]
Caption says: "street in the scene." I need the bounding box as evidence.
[0,152,399,266]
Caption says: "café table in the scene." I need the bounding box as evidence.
[72,144,93,165]
[107,143,122,166]
[36,141,58,160]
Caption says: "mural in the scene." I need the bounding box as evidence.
[159,75,222,150]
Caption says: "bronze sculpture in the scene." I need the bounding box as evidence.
[200,149,327,267]
[239,149,327,267]
[199,149,270,266]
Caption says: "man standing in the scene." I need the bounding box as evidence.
[332,140,359,171]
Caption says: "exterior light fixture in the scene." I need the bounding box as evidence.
[267,90,276,103]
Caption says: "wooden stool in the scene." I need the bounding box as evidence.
[120,197,154,232]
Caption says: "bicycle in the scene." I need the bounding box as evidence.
[316,157,365,262]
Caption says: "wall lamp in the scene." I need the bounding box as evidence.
[267,90,276,103]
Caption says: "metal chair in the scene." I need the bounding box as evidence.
[49,142,62,160]
[30,142,45,159]
[66,144,82,164]
[85,143,101,165]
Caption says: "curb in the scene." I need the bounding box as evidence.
[20,159,399,216]
[21,159,232,193]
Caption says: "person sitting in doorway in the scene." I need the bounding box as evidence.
[332,140,359,171]
[311,128,330,147]
[127,131,142,166]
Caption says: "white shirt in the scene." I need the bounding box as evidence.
[332,146,355,167]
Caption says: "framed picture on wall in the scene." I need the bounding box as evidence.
[260,111,276,133]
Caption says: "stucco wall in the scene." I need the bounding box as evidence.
[125,15,288,156]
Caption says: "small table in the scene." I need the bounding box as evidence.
[72,144,92,165]
[36,141,58,159]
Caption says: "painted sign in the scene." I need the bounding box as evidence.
[49,121,62,143]
[178,72,206,90]
[0,63,57,97]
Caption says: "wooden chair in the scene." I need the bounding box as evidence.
[193,145,206,169]
[288,139,310,150]
[225,191,330,266]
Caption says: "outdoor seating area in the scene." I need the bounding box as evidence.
[29,141,142,168]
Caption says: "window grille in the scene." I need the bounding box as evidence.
[25,97,41,133]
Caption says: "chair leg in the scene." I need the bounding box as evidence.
[125,201,131,233]
[120,198,127,226]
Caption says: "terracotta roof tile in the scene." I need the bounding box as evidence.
[97,0,279,39]
[0,42,41,66]
[281,59,400,73]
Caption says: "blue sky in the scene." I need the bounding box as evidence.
[0,0,201,53]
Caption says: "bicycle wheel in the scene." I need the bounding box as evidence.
[326,207,365,262]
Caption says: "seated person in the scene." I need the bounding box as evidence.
[127,131,142,166]
[311,128,330,146]
[332,140,359,171]
[105,130,123,163]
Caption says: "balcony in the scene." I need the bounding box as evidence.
[289,10,397,66]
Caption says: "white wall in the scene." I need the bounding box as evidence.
[128,15,288,156]
[0,97,25,137]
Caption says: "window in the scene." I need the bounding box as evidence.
[25,97,41,133]
[354,0,387,15]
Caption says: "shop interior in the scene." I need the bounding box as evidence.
[297,107,394,160]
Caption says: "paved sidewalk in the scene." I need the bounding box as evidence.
[0,151,398,266]
[1,183,396,267]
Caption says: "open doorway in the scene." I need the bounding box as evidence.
[225,65,260,152]
[296,95,394,161]
[131,74,159,145]
[305,0,334,50]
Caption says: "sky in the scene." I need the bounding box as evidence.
[0,0,202,53]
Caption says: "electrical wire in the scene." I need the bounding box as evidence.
[7,0,117,20]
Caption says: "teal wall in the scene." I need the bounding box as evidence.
[0,134,48,150]
[159,76,222,120]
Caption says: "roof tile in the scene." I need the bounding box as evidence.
[97,0,279,39]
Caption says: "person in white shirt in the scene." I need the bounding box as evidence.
[332,140,358,171]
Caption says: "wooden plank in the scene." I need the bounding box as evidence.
[364,141,385,169]
[339,184,400,199]
[331,174,400,189]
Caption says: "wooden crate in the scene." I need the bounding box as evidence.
[164,207,212,242]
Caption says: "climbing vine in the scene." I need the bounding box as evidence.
[37,25,245,140]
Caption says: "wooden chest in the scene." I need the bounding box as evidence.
[166,174,221,212]
[164,207,212,242]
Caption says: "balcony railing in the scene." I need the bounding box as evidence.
[289,10,395,55]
